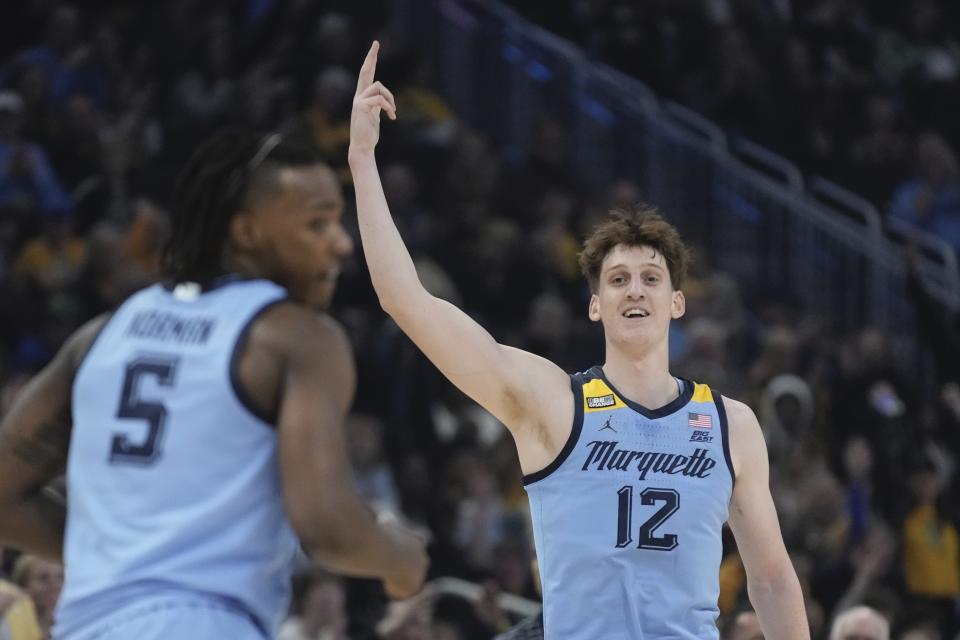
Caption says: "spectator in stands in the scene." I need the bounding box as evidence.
[840,435,875,542]
[170,15,235,150]
[896,622,941,640]
[889,132,960,250]
[501,115,572,225]
[12,208,86,295]
[380,163,438,255]
[829,605,889,640]
[347,413,400,516]
[0,575,42,640]
[279,569,349,640]
[44,92,103,194]
[284,67,354,185]
[901,457,959,637]
[0,5,81,104]
[828,522,898,620]
[10,555,62,639]
[0,91,72,224]
[390,56,456,148]
[831,328,914,520]
[452,455,506,572]
[675,317,731,392]
[493,535,543,640]
[758,374,815,469]
[906,248,960,384]
[376,588,435,640]
[720,607,763,640]
[847,93,911,205]
[748,326,799,388]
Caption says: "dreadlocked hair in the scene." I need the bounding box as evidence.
[163,128,322,284]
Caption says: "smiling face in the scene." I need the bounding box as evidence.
[588,244,685,353]
[234,164,352,309]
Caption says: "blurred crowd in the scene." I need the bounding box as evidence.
[509,0,960,250]
[0,1,957,639]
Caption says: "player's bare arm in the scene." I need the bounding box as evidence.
[725,396,809,639]
[239,302,427,598]
[347,41,572,473]
[0,315,108,561]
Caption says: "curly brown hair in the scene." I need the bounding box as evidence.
[578,206,690,292]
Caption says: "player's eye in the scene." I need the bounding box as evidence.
[308,218,329,232]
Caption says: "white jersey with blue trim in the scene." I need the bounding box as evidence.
[524,366,735,640]
[55,277,298,639]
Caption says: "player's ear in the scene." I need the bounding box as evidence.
[671,290,685,319]
[588,293,601,322]
[229,211,261,251]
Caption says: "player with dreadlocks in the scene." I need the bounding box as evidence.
[0,129,427,640]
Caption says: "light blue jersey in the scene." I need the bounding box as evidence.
[524,367,735,639]
[55,277,298,639]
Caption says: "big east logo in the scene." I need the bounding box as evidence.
[586,394,616,409]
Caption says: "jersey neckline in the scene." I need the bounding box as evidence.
[161,273,248,294]
[589,365,694,419]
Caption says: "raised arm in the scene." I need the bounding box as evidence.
[347,42,571,468]
[724,397,809,639]
[254,304,427,598]
[0,315,107,560]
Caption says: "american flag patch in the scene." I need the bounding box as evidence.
[688,412,713,429]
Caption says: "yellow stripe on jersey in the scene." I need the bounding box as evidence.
[582,378,628,413]
[691,383,714,404]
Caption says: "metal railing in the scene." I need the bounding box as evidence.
[432,576,541,618]
[393,0,960,343]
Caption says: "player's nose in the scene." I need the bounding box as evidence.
[625,279,645,299]
[332,224,354,257]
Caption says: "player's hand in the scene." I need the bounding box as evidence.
[381,520,429,599]
[350,41,397,158]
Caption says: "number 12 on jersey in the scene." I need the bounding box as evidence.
[616,486,680,550]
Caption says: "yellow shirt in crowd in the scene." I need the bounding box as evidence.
[0,579,42,640]
[903,504,960,597]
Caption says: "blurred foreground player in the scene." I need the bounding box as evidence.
[0,130,427,639]
[349,42,807,639]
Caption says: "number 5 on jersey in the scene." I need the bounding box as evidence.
[616,486,680,551]
[110,356,179,465]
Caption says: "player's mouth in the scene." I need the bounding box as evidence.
[621,307,650,319]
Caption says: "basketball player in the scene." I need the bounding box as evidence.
[349,42,807,638]
[0,130,428,639]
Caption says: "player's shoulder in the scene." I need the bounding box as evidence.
[718,395,758,424]
[718,395,763,440]
[246,301,351,360]
[719,395,767,478]
[63,312,113,371]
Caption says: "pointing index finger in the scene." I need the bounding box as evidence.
[356,41,380,95]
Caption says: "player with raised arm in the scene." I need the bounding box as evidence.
[0,130,427,640]
[349,42,807,639]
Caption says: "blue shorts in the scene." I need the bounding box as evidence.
[56,595,267,640]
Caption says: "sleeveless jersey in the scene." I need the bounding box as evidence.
[524,366,735,639]
[55,278,298,638]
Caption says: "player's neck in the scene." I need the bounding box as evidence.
[222,250,267,282]
[601,345,677,409]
